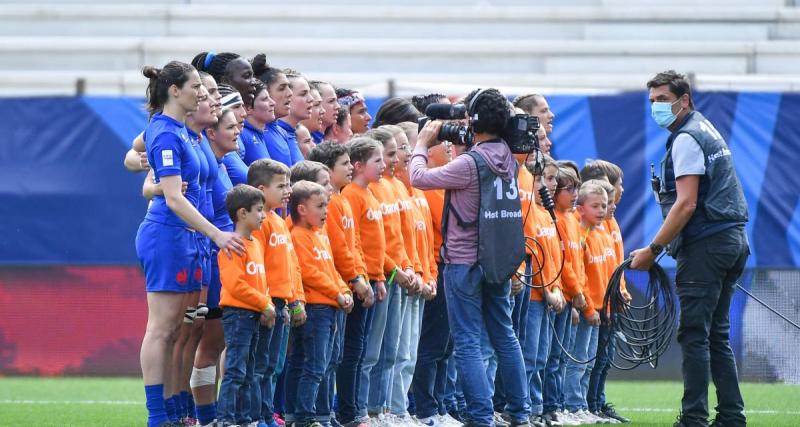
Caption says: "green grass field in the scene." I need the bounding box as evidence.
[0,378,798,426]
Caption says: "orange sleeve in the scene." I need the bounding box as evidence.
[393,180,420,273]
[424,189,445,263]
[326,196,360,282]
[292,229,341,302]
[519,167,537,256]
[218,245,269,312]
[555,213,581,300]
[290,247,305,303]
[344,185,386,281]
[370,181,406,274]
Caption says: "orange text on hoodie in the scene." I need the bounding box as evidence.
[389,176,421,274]
[530,205,562,302]
[326,192,369,284]
[252,211,297,302]
[369,178,411,276]
[342,183,386,281]
[555,209,586,302]
[291,225,351,307]
[218,237,270,313]
[582,225,615,318]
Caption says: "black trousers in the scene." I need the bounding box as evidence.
[675,226,749,426]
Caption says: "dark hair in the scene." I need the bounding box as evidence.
[464,88,510,136]
[210,108,235,130]
[371,97,422,128]
[142,61,195,116]
[308,141,349,170]
[191,52,241,86]
[251,53,284,86]
[556,159,581,182]
[247,159,290,187]
[363,128,394,146]
[225,184,265,223]
[217,84,237,98]
[335,107,350,126]
[249,81,267,108]
[411,93,447,115]
[288,181,326,223]
[290,161,329,185]
[347,136,382,165]
[556,166,581,196]
[528,153,556,176]
[647,70,694,108]
[512,93,543,114]
[580,159,611,184]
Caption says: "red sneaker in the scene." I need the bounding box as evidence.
[273,413,286,426]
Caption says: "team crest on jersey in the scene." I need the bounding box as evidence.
[176,269,188,285]
[162,150,174,167]
[194,267,203,282]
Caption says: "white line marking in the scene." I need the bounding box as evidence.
[619,407,800,416]
[0,399,141,405]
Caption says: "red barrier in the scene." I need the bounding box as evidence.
[0,266,146,376]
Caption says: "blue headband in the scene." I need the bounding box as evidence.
[203,51,216,70]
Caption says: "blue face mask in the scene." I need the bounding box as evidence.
[651,99,682,128]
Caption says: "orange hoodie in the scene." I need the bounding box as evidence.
[424,189,445,264]
[530,205,562,302]
[604,217,630,298]
[342,183,386,281]
[218,237,270,312]
[252,211,296,302]
[555,209,586,302]
[582,225,615,318]
[325,192,368,284]
[291,226,350,307]
[518,165,536,256]
[411,187,437,282]
[369,178,411,276]
[389,176,421,274]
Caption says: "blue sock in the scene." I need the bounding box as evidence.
[164,395,177,422]
[186,391,196,418]
[174,393,185,418]
[196,402,217,426]
[145,384,169,427]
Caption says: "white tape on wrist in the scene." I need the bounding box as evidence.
[183,307,197,324]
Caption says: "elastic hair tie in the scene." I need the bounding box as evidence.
[203,51,217,70]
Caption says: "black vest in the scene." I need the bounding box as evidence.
[442,148,526,284]
[658,111,748,253]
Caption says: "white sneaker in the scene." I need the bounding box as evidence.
[581,409,608,424]
[556,411,581,426]
[569,410,595,425]
[437,414,462,427]
[592,411,620,424]
[416,416,441,426]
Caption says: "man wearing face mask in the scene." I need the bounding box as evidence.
[630,70,749,427]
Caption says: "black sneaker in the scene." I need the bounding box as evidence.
[447,410,463,423]
[601,403,629,424]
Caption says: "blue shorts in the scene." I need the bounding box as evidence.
[207,245,222,309]
[135,220,200,293]
[192,234,212,292]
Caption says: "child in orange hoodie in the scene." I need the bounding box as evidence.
[247,159,303,426]
[217,184,276,426]
[287,181,354,427]
[523,155,566,424]
[563,181,612,423]
[338,136,387,425]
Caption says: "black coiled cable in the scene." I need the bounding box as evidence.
[602,258,677,370]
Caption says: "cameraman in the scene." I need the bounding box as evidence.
[410,88,531,427]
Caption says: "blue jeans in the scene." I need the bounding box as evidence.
[336,282,376,424]
[564,317,599,412]
[316,308,346,422]
[412,270,453,419]
[218,307,261,424]
[444,264,530,425]
[523,300,552,415]
[292,304,337,424]
[368,282,404,413]
[252,298,286,422]
[443,352,463,416]
[543,303,573,413]
[391,294,423,415]
[587,318,615,412]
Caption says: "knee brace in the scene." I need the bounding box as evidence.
[190,365,217,388]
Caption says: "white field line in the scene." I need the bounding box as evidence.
[0,400,798,416]
[619,407,800,416]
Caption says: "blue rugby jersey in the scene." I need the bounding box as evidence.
[144,113,201,227]
[240,120,272,166]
